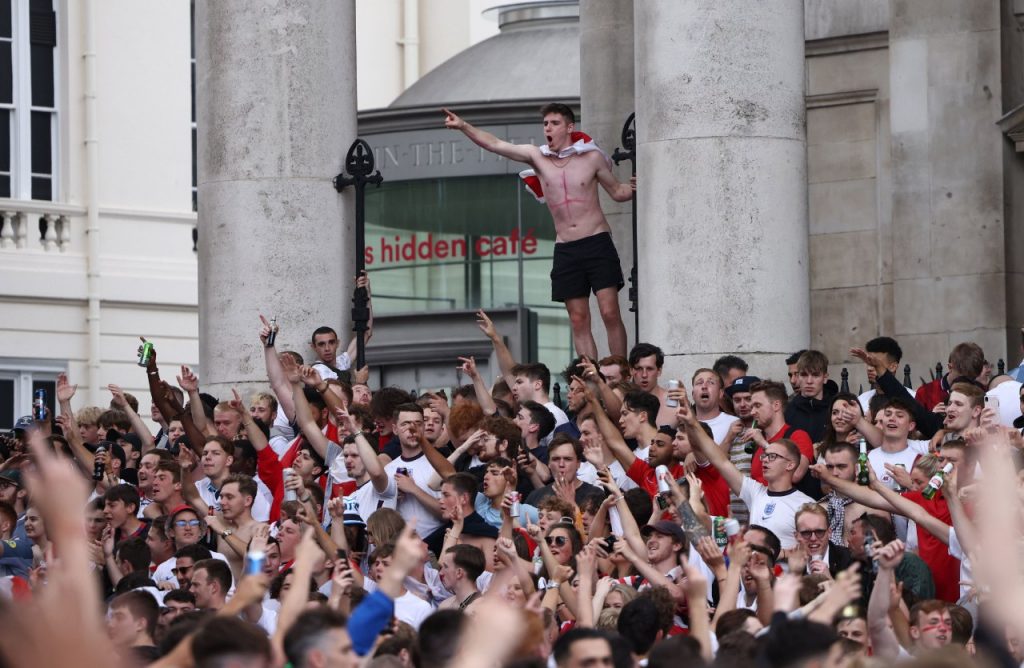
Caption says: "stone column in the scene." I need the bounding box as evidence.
[634,1,809,379]
[196,0,356,398]
[888,1,1008,371]
[580,0,635,354]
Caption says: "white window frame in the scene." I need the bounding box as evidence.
[0,358,63,427]
[3,0,60,202]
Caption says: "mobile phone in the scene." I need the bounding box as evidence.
[985,395,1000,412]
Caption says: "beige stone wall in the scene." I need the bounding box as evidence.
[806,5,1024,386]
[806,39,893,387]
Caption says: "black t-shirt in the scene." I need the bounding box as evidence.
[423,510,498,556]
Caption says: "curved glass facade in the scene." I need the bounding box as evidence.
[365,174,573,372]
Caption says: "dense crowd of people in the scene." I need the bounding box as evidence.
[2,276,1024,668]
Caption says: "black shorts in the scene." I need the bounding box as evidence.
[550,232,625,302]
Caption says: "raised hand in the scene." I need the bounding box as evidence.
[250,523,270,553]
[458,356,480,379]
[56,372,77,403]
[139,336,158,372]
[443,107,466,130]
[495,536,518,563]
[849,347,886,375]
[676,399,697,427]
[279,353,301,384]
[883,463,912,490]
[300,365,324,388]
[582,440,605,468]
[107,384,128,409]
[258,314,274,346]
[875,539,905,571]
[475,309,498,341]
[355,271,370,293]
[176,366,199,393]
[222,390,244,419]
[327,498,346,519]
[694,535,725,571]
[552,474,576,506]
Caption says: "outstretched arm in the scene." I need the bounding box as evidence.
[459,356,496,415]
[584,386,635,470]
[337,407,390,494]
[867,467,949,544]
[867,540,907,661]
[291,376,331,460]
[476,310,517,386]
[810,463,898,514]
[176,366,215,437]
[260,315,296,422]
[107,384,156,452]
[679,399,744,496]
[444,108,538,164]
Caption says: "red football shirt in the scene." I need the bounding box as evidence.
[749,424,814,484]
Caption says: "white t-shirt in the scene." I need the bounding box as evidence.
[196,477,272,523]
[269,410,295,458]
[346,478,397,524]
[384,452,442,538]
[858,385,914,415]
[985,380,1023,427]
[867,440,929,490]
[948,526,973,600]
[312,352,353,381]
[394,590,434,630]
[702,412,740,445]
[739,477,815,549]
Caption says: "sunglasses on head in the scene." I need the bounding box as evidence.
[545,535,568,547]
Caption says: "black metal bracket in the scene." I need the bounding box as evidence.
[334,139,383,369]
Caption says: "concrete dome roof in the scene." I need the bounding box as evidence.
[391,1,579,108]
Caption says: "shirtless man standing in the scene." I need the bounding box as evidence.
[444,103,635,359]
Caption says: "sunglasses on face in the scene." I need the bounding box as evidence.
[174,519,202,528]
[545,535,568,547]
[798,529,827,539]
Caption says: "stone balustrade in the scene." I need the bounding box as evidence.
[0,202,85,252]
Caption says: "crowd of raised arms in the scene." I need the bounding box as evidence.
[4,277,1024,668]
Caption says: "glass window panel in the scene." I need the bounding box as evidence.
[0,378,12,430]
[0,108,9,171]
[31,175,50,200]
[30,43,53,107]
[365,175,570,368]
[0,0,10,39]
[0,43,10,104]
[0,175,10,198]
[30,109,50,172]
[191,62,196,122]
